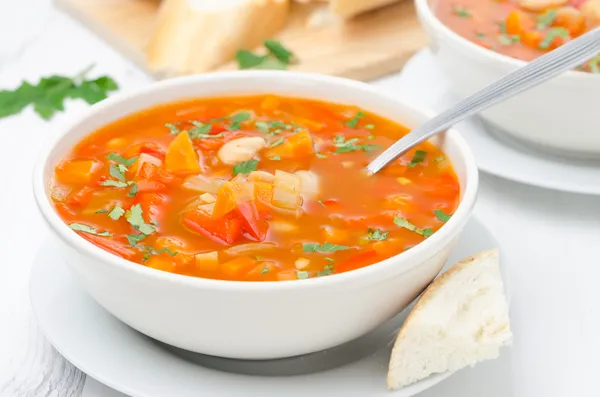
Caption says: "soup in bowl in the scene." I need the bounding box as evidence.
[417,0,600,157]
[34,71,478,359]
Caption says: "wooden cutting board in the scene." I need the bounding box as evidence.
[54,0,427,81]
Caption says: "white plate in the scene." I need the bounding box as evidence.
[30,217,510,397]
[387,50,600,195]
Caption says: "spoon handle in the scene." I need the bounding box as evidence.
[366,27,600,175]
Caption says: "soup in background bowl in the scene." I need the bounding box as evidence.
[417,0,600,158]
[34,71,478,359]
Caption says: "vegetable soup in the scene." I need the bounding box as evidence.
[50,95,460,282]
[434,0,600,73]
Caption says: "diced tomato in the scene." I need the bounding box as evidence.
[66,186,95,206]
[182,209,243,245]
[80,234,137,260]
[135,193,167,225]
[137,162,176,184]
[136,180,167,193]
[336,250,378,273]
[236,201,268,241]
[124,142,166,160]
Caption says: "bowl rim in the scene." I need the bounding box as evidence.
[415,0,600,81]
[33,70,478,292]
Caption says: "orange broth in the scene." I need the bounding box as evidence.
[50,95,460,282]
[434,0,600,73]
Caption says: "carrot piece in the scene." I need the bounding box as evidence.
[554,7,586,36]
[265,130,314,159]
[522,30,544,48]
[145,255,176,273]
[55,159,101,184]
[261,96,280,111]
[221,256,257,279]
[505,10,535,36]
[165,132,201,174]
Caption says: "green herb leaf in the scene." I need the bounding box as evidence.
[106,153,138,167]
[434,209,452,222]
[100,180,129,188]
[107,204,125,221]
[233,159,259,175]
[109,163,127,182]
[325,257,335,263]
[166,123,181,134]
[539,27,570,50]
[270,155,281,161]
[407,150,427,168]
[265,40,295,64]
[0,65,118,120]
[227,112,251,131]
[367,228,389,241]
[69,223,112,236]
[316,153,327,159]
[128,183,138,198]
[452,6,471,18]
[476,32,486,39]
[498,34,520,46]
[589,57,600,74]
[261,266,270,275]
[365,124,375,130]
[125,204,156,235]
[95,209,108,214]
[537,9,557,30]
[345,111,366,128]
[393,217,433,237]
[140,245,177,263]
[296,270,310,280]
[302,242,351,253]
[256,121,270,133]
[126,233,146,246]
[236,51,268,69]
[270,138,284,147]
[434,156,445,162]
[317,264,335,277]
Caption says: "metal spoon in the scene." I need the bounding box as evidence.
[366,27,600,175]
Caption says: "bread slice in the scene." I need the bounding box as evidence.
[146,0,289,76]
[387,249,512,390]
[330,0,400,18]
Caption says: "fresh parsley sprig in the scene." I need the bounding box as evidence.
[236,40,298,70]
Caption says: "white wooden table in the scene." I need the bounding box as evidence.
[1,1,598,396]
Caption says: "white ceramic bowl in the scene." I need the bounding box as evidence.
[416,0,600,158]
[33,71,478,360]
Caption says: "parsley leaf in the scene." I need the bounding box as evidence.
[109,163,127,182]
[498,34,520,46]
[407,150,427,168]
[233,159,259,175]
[236,51,268,69]
[270,155,281,161]
[69,223,112,236]
[265,39,295,64]
[316,153,327,159]
[261,266,270,275]
[0,65,118,120]
[394,217,433,237]
[106,153,138,167]
[434,209,452,222]
[302,242,351,253]
[434,156,445,162]
[236,40,296,70]
[344,111,366,128]
[255,121,270,133]
[126,233,146,246]
[140,246,177,263]
[452,6,471,18]
[227,112,251,131]
[333,135,379,154]
[128,183,138,198]
[317,264,335,277]
[165,123,181,134]
[296,270,310,280]
[539,27,570,50]
[367,228,389,241]
[125,204,156,235]
[537,9,557,30]
[107,204,125,221]
[365,124,375,130]
[270,138,284,147]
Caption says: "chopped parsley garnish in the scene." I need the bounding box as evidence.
[270,155,281,161]
[344,111,366,128]
[165,123,181,134]
[393,217,433,237]
[128,183,138,198]
[537,9,557,30]
[316,153,327,159]
[95,209,108,214]
[302,242,351,253]
[126,233,146,246]
[434,209,452,222]
[367,134,375,140]
[539,27,570,50]
[365,124,375,130]
[434,156,445,162]
[109,163,127,182]
[0,65,118,121]
[107,204,125,221]
[317,264,335,277]
[333,134,380,154]
[69,223,112,236]
[270,138,284,147]
[452,6,471,18]
[233,159,259,175]
[407,150,427,168]
[590,57,600,74]
[476,32,486,39]
[498,34,520,46]
[141,246,177,264]
[106,153,138,167]
[100,180,129,188]
[367,228,389,241]
[497,22,507,34]
[255,121,270,133]
[296,270,310,280]
[236,40,297,70]
[261,266,270,275]
[125,204,156,235]
[227,112,251,131]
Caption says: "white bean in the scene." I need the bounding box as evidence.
[218,137,266,165]
[518,0,567,12]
